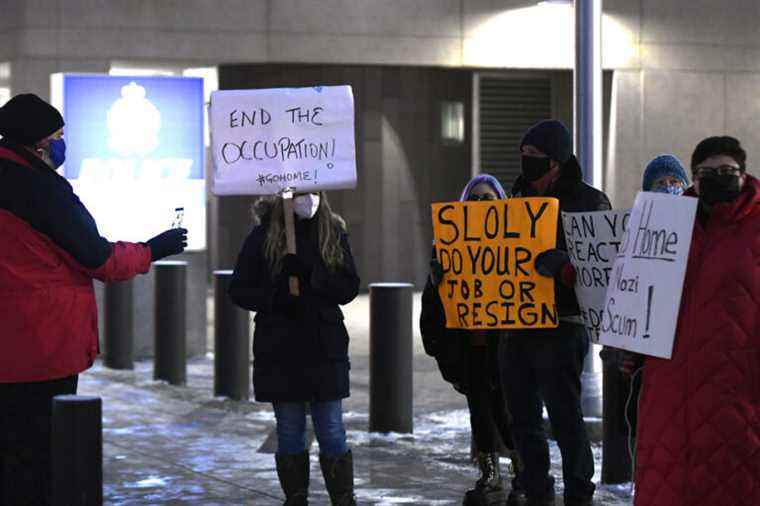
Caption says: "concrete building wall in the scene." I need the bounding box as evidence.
[4,0,760,283]
[5,0,759,205]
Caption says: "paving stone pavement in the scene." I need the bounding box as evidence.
[77,293,634,505]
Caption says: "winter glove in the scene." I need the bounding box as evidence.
[282,254,311,279]
[559,262,577,287]
[146,228,188,261]
[273,286,301,320]
[618,351,645,376]
[534,248,570,278]
[429,259,444,286]
[599,347,644,376]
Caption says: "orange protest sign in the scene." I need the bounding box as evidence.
[431,198,559,330]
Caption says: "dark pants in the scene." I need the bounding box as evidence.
[499,322,595,502]
[0,375,79,506]
[466,345,515,454]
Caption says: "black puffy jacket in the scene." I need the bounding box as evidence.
[229,207,359,403]
[419,247,503,394]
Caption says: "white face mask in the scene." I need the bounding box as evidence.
[293,193,320,219]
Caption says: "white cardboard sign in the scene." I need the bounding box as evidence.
[562,209,631,342]
[598,193,697,359]
[210,85,357,195]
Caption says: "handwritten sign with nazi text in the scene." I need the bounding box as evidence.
[431,198,559,330]
[562,209,631,342]
[598,193,697,358]
[210,85,357,195]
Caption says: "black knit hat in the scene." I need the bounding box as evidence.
[690,136,746,172]
[520,119,572,163]
[0,93,64,145]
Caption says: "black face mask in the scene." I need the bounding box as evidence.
[698,174,742,205]
[521,155,552,182]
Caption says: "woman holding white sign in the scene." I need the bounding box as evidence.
[229,192,359,506]
[421,174,525,506]
[601,154,690,451]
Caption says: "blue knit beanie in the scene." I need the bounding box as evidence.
[520,120,572,163]
[642,155,689,191]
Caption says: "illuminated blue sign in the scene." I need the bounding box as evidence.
[62,74,204,180]
[57,74,206,250]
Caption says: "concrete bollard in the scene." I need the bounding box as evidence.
[153,261,188,385]
[213,270,250,400]
[51,395,102,506]
[581,342,603,418]
[104,280,134,370]
[369,283,414,434]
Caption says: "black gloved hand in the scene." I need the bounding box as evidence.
[534,248,570,277]
[281,254,311,278]
[429,259,444,286]
[273,286,300,320]
[146,228,188,261]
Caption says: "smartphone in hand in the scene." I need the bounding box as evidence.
[172,207,185,229]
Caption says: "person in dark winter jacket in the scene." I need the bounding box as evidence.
[498,120,611,506]
[229,192,360,506]
[420,173,525,506]
[634,137,760,506]
[0,93,187,506]
[602,154,690,441]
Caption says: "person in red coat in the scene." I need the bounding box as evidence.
[634,136,760,506]
[0,94,188,505]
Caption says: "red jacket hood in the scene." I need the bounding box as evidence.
[684,173,759,223]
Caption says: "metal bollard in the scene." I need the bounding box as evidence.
[154,261,188,385]
[602,361,633,483]
[581,342,603,418]
[104,280,133,369]
[213,270,250,400]
[369,283,413,433]
[51,395,102,506]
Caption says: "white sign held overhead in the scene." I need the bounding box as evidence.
[562,209,631,342]
[210,85,357,195]
[598,193,697,359]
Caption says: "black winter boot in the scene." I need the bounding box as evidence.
[463,452,506,505]
[506,449,526,505]
[319,450,357,506]
[275,451,310,505]
[525,491,555,506]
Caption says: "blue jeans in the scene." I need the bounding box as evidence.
[273,400,348,457]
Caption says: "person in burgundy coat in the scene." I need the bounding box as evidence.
[634,136,760,506]
[0,94,187,505]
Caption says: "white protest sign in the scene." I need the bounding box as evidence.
[562,209,631,342]
[598,193,697,358]
[210,85,357,195]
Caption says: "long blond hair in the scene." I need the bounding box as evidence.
[254,192,346,275]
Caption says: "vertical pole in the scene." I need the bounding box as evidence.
[281,188,300,296]
[51,395,102,506]
[575,0,604,418]
[213,270,250,400]
[369,283,413,433]
[104,280,133,370]
[575,0,603,188]
[154,261,188,385]
[575,0,631,483]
